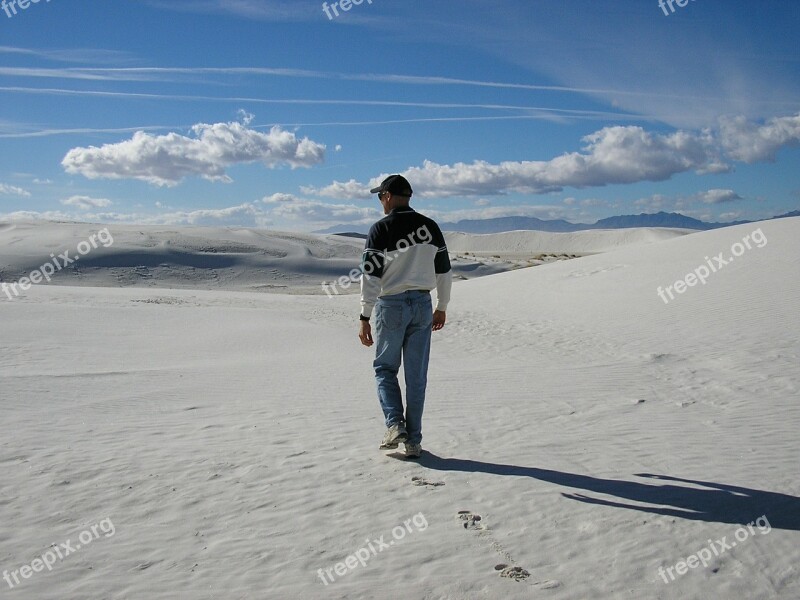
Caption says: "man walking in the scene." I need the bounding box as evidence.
[358,175,452,458]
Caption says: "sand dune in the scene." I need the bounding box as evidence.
[444,226,692,254]
[1,222,690,296]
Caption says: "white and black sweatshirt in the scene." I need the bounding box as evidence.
[360,206,452,319]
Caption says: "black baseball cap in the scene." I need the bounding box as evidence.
[369,174,413,197]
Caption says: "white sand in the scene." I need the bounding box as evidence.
[444,226,693,254]
[0,218,798,599]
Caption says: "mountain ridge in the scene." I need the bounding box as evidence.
[318,210,799,235]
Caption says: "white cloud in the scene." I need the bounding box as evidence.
[262,192,302,204]
[697,189,742,204]
[311,114,800,200]
[312,125,729,199]
[402,124,726,196]
[302,179,371,200]
[154,204,271,227]
[237,109,255,125]
[0,183,31,197]
[62,122,326,187]
[580,198,608,207]
[266,197,380,223]
[719,113,800,163]
[61,195,113,210]
[0,210,73,221]
[83,204,274,228]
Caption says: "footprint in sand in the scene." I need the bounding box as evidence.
[412,476,445,488]
[457,510,486,530]
[495,564,530,581]
[461,512,550,586]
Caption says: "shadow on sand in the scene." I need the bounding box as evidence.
[418,452,800,531]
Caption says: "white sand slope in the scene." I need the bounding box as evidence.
[444,226,693,254]
[0,221,367,295]
[1,221,573,294]
[0,218,798,599]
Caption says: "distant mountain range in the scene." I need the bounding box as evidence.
[319,210,800,236]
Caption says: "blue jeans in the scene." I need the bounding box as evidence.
[373,290,433,445]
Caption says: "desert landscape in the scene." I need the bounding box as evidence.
[1,218,798,599]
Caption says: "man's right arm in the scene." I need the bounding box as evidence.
[360,225,385,319]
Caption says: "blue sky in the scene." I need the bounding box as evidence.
[1,0,799,231]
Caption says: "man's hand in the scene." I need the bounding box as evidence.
[359,320,374,347]
[432,310,446,331]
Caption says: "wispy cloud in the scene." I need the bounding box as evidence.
[0,86,642,124]
[61,195,113,210]
[0,125,183,139]
[0,183,32,197]
[5,65,794,109]
[0,46,137,64]
[141,0,317,22]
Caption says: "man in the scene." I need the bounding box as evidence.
[358,174,452,459]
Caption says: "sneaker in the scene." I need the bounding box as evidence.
[379,422,408,449]
[404,443,422,459]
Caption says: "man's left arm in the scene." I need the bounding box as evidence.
[432,223,452,331]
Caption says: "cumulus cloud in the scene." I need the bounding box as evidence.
[311,114,800,200]
[719,113,800,163]
[632,188,745,213]
[155,204,271,227]
[301,179,371,200]
[88,204,273,228]
[311,125,728,199]
[265,196,379,223]
[61,195,113,210]
[697,189,742,204]
[62,122,326,186]
[0,210,75,221]
[262,192,302,204]
[0,183,31,197]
